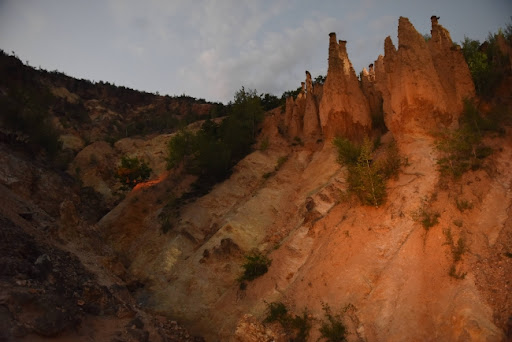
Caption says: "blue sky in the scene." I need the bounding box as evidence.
[0,0,510,103]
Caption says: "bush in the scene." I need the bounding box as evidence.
[115,155,152,189]
[418,207,440,231]
[319,304,347,342]
[461,31,508,98]
[449,264,467,280]
[436,100,495,178]
[290,309,312,342]
[264,302,288,324]
[334,137,402,207]
[263,302,312,342]
[166,87,264,186]
[455,198,473,212]
[238,251,271,288]
[260,137,269,151]
[443,228,467,263]
[333,137,361,165]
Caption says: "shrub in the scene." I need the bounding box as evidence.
[334,137,402,207]
[238,251,271,288]
[443,228,467,280]
[264,302,288,324]
[276,156,288,170]
[333,137,361,165]
[166,87,264,187]
[166,129,195,169]
[443,228,467,262]
[461,33,507,98]
[115,155,152,189]
[260,137,269,151]
[449,264,467,280]
[263,302,312,342]
[417,207,440,230]
[455,198,473,212]
[319,304,347,342]
[290,309,312,342]
[292,136,304,146]
[347,138,386,207]
[436,100,495,178]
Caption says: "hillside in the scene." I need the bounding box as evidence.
[1,16,511,342]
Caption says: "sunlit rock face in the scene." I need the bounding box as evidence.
[318,33,371,141]
[302,71,322,140]
[374,17,475,141]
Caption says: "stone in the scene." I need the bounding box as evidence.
[318,32,371,141]
[303,71,322,140]
[374,17,475,142]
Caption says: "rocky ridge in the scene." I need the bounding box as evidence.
[0,15,511,342]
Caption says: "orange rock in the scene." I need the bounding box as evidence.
[319,33,371,141]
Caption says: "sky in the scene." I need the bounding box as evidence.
[0,1,511,104]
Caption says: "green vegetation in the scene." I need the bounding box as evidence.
[262,155,289,179]
[455,198,473,212]
[444,228,468,280]
[263,302,312,342]
[334,137,402,207]
[260,136,269,151]
[436,100,500,178]
[290,309,313,342]
[292,136,304,146]
[115,155,152,189]
[166,87,264,188]
[416,206,440,231]
[319,304,347,342]
[0,81,62,158]
[264,302,289,324]
[461,24,511,98]
[238,251,271,289]
[443,228,467,262]
[314,74,326,85]
[448,264,467,280]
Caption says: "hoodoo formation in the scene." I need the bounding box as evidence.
[0,15,511,342]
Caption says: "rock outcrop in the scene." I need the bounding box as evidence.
[360,64,384,129]
[374,17,475,140]
[318,33,371,140]
[289,83,306,138]
[283,72,322,142]
[303,71,322,139]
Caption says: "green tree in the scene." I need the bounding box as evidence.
[349,138,386,207]
[259,93,281,111]
[115,155,152,189]
[166,129,195,169]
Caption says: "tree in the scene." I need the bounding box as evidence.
[115,155,152,189]
[348,138,386,207]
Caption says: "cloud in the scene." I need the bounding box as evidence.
[177,8,339,102]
